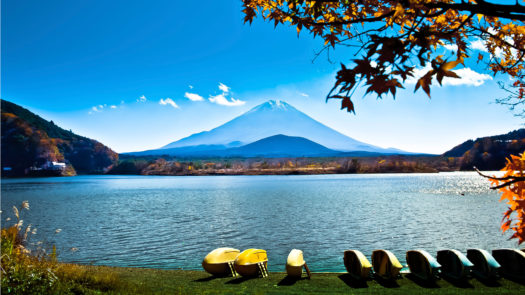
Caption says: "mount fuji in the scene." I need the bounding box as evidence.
[131,100,409,157]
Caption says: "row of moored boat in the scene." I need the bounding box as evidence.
[202,247,525,281]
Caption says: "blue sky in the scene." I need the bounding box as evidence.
[2,1,523,154]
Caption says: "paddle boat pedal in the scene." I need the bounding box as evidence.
[227,261,238,277]
[257,261,269,278]
[304,262,312,279]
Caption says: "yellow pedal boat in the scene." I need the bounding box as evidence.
[372,249,403,280]
[286,249,311,279]
[344,250,372,280]
[202,247,240,276]
[234,249,268,277]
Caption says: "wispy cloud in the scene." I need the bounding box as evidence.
[88,104,113,114]
[110,105,117,109]
[218,82,230,93]
[406,64,492,87]
[208,83,245,107]
[185,92,204,101]
[298,92,309,97]
[209,94,245,106]
[188,85,194,89]
[159,98,179,109]
[137,95,147,102]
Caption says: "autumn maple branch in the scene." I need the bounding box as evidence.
[475,167,525,190]
[424,0,525,21]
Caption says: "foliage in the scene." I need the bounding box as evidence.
[242,0,525,115]
[1,99,118,176]
[1,201,120,294]
[479,152,525,245]
[1,201,59,294]
[110,154,458,175]
[444,128,525,170]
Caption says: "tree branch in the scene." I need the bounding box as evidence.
[424,1,525,21]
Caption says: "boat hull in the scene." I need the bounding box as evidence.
[202,247,240,276]
[466,249,500,280]
[437,249,474,280]
[344,250,372,280]
[406,250,441,281]
[372,250,402,280]
[492,249,525,281]
[286,249,305,278]
[234,249,268,277]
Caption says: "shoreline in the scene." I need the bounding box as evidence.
[55,263,525,294]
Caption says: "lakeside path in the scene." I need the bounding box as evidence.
[75,265,524,294]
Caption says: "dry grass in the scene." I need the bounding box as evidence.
[1,201,121,294]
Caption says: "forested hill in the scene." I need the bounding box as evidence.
[443,129,525,170]
[1,99,118,176]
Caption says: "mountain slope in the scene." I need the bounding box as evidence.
[443,128,525,170]
[128,135,340,158]
[223,134,339,157]
[161,100,404,154]
[1,99,118,176]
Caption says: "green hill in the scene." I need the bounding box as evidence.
[1,99,118,176]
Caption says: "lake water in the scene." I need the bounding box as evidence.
[1,173,517,272]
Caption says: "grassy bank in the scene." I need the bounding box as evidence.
[51,264,525,295]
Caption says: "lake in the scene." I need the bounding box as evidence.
[1,172,517,272]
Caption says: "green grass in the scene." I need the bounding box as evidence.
[73,265,525,295]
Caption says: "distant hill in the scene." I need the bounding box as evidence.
[223,134,339,157]
[129,135,339,158]
[136,100,411,156]
[443,129,525,170]
[1,99,118,176]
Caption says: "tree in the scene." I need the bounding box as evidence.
[242,0,525,243]
[478,153,525,245]
[242,0,525,115]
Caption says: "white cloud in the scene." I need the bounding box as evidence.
[209,94,245,106]
[137,95,147,102]
[184,92,204,101]
[299,92,309,97]
[218,82,230,93]
[110,105,117,109]
[88,104,109,114]
[470,39,487,52]
[189,85,194,89]
[442,44,458,52]
[207,82,245,106]
[442,68,492,86]
[406,64,492,87]
[159,98,179,109]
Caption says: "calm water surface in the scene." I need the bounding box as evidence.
[1,173,517,272]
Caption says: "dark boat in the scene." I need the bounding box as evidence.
[436,249,474,280]
[406,250,441,281]
[371,249,403,280]
[466,249,501,280]
[343,250,372,280]
[492,249,525,281]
